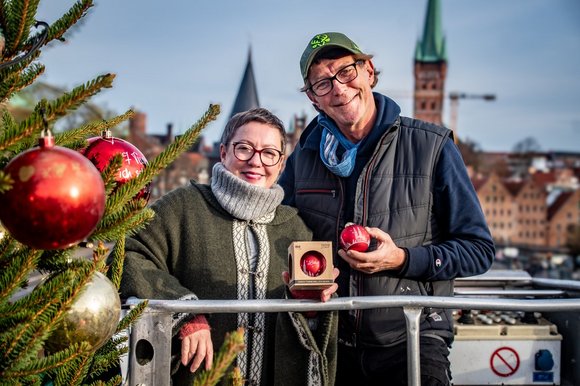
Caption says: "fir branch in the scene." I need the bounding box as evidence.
[46,345,93,386]
[44,0,93,45]
[0,97,46,151]
[35,248,74,272]
[104,103,220,214]
[7,60,44,95]
[84,345,125,385]
[2,341,92,379]
[0,246,41,304]
[229,366,245,386]
[92,204,154,243]
[0,108,17,134]
[0,262,96,372]
[88,243,109,276]
[193,327,246,386]
[0,231,18,257]
[87,375,121,386]
[0,110,18,168]
[0,74,115,152]
[0,306,31,330]
[106,238,125,289]
[0,60,44,103]
[0,3,6,33]
[89,377,121,386]
[94,335,128,357]
[99,154,124,197]
[45,73,115,120]
[101,176,147,215]
[0,169,14,193]
[114,300,147,334]
[3,0,38,54]
[53,109,134,149]
[64,350,92,386]
[0,68,23,104]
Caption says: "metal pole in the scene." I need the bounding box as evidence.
[404,307,423,386]
[128,311,173,386]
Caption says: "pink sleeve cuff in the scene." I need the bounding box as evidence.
[179,314,210,339]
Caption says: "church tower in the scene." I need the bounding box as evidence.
[229,47,260,119]
[413,0,447,125]
[209,47,261,171]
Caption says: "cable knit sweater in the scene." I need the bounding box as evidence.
[120,180,337,386]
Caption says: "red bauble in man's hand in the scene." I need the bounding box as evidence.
[340,223,371,252]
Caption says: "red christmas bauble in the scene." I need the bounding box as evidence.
[340,223,371,252]
[0,137,106,250]
[300,251,326,277]
[80,133,151,202]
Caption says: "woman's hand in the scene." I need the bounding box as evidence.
[180,315,214,372]
[282,267,340,302]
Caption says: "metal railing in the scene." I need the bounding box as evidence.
[126,276,580,386]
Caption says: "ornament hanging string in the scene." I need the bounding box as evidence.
[0,21,51,71]
[39,105,55,146]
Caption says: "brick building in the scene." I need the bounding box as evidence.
[508,179,548,248]
[474,173,516,245]
[474,170,580,252]
[127,111,210,202]
[547,189,580,249]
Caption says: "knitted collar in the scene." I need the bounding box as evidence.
[210,162,284,221]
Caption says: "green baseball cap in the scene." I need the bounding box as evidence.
[300,32,365,80]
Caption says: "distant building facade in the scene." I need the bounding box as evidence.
[473,164,580,253]
[127,111,210,202]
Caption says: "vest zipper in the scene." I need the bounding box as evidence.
[296,188,337,198]
[354,121,397,344]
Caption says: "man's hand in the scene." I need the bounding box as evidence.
[338,227,406,274]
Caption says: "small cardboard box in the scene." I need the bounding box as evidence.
[288,241,334,290]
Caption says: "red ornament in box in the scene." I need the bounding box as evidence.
[80,131,151,202]
[340,222,371,252]
[0,136,106,250]
[300,250,326,277]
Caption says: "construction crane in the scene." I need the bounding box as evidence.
[377,90,496,143]
[448,92,496,140]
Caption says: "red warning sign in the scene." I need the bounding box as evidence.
[490,346,520,377]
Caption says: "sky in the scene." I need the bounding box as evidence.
[35,0,580,153]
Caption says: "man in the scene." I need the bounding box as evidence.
[279,32,495,385]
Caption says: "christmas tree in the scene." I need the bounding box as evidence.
[0,1,225,384]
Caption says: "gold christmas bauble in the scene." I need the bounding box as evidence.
[45,272,121,353]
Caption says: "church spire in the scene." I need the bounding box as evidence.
[413,0,448,126]
[415,0,447,62]
[229,47,260,118]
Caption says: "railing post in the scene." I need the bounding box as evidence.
[404,306,422,386]
[128,309,173,386]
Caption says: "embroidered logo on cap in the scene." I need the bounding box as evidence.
[310,34,331,49]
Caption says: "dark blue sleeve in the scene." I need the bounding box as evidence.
[278,151,296,206]
[402,138,495,280]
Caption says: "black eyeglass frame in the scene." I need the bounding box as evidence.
[231,142,284,166]
[307,60,365,97]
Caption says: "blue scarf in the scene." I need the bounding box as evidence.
[318,114,361,177]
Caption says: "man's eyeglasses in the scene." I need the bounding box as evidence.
[307,60,364,97]
[231,142,283,166]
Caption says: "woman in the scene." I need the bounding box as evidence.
[120,108,337,386]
